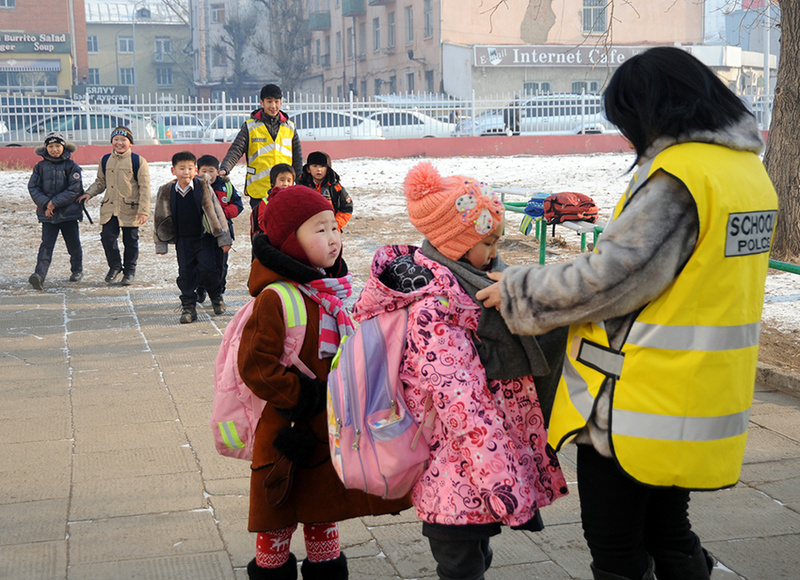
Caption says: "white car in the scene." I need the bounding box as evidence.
[0,111,160,146]
[152,113,206,143]
[289,110,384,140]
[453,94,614,137]
[202,113,251,142]
[362,109,455,138]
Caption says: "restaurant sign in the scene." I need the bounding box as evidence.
[474,45,648,68]
[0,32,71,54]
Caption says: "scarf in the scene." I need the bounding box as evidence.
[298,274,356,358]
[420,241,567,422]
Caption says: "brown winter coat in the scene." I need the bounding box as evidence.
[238,239,412,532]
[84,149,151,226]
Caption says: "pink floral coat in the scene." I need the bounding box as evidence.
[354,245,568,527]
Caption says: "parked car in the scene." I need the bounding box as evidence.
[0,96,83,131]
[361,109,455,138]
[202,113,251,142]
[289,110,384,140]
[453,94,614,137]
[0,111,162,146]
[152,113,206,143]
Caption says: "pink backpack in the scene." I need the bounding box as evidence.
[212,281,314,461]
[327,308,434,499]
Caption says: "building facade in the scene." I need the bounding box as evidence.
[0,0,88,96]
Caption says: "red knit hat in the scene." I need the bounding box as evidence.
[404,162,504,260]
[264,185,335,265]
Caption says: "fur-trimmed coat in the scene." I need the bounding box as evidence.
[498,115,765,457]
[354,245,568,527]
[238,235,411,532]
[152,177,232,253]
[28,148,84,224]
[84,149,151,227]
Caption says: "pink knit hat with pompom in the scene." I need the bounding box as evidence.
[403,162,504,260]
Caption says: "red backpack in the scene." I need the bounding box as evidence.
[543,192,598,224]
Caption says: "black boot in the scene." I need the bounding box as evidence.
[179,297,197,324]
[247,554,298,580]
[652,541,713,580]
[300,553,348,580]
[591,557,655,580]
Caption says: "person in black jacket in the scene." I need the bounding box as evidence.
[27,132,84,290]
[297,151,353,230]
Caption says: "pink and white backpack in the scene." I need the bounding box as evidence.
[212,281,314,461]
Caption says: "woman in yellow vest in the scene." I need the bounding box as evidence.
[477,47,778,580]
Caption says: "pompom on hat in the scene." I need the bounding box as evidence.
[404,162,504,260]
[264,185,336,265]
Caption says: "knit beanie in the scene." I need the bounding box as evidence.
[306,151,329,167]
[264,185,335,265]
[404,162,504,260]
[110,126,133,144]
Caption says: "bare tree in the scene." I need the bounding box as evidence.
[217,6,261,99]
[253,0,311,94]
[160,0,190,25]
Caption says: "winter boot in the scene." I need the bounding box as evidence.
[179,298,197,324]
[300,553,348,580]
[651,541,714,580]
[247,554,298,580]
[591,557,655,580]
[212,297,226,315]
[29,273,44,290]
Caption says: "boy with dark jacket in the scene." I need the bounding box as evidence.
[297,151,353,230]
[28,132,84,289]
[153,151,232,324]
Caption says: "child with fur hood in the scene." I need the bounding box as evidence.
[27,132,84,289]
[352,162,568,580]
[238,185,411,580]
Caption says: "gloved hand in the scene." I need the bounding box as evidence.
[274,372,327,422]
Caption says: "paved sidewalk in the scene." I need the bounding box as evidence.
[2,284,800,580]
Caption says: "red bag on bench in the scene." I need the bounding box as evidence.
[544,192,598,224]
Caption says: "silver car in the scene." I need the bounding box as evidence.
[289,110,384,141]
[202,113,251,142]
[362,109,455,138]
[152,113,207,143]
[0,111,160,146]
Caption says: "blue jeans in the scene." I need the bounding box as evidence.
[35,221,82,279]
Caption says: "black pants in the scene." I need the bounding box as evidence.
[101,216,139,276]
[577,444,701,579]
[426,537,493,580]
[196,244,227,296]
[35,221,82,279]
[176,235,222,305]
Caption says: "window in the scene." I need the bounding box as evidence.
[373,17,380,52]
[374,78,381,95]
[156,68,173,87]
[582,0,607,34]
[523,81,552,95]
[571,80,600,94]
[0,0,16,7]
[337,85,342,99]
[405,6,414,43]
[316,39,321,65]
[211,3,225,23]
[326,86,332,100]
[360,79,367,97]
[358,21,366,57]
[335,31,342,62]
[0,71,58,93]
[119,68,135,86]
[425,70,434,93]
[346,27,353,59]
[405,71,414,92]
[87,68,100,85]
[387,11,396,48]
[155,37,172,61]
[87,35,98,53]
[118,36,134,53]
[389,75,397,93]
[212,46,227,67]
[424,0,433,39]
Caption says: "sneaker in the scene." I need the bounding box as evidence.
[29,273,44,290]
[196,288,207,303]
[179,306,197,324]
[69,271,83,282]
[105,267,122,284]
[212,298,226,315]
[121,274,135,286]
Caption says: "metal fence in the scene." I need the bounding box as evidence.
[0,91,775,146]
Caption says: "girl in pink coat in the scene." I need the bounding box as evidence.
[352,162,568,580]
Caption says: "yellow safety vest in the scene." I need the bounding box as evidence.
[245,117,296,199]
[548,142,778,489]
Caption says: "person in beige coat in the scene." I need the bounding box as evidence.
[78,126,151,285]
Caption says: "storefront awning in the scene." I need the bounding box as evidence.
[0,59,61,72]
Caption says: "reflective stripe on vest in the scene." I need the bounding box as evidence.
[548,142,778,489]
[245,118,296,199]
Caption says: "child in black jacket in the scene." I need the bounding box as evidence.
[297,151,353,230]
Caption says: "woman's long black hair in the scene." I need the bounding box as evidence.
[603,46,752,163]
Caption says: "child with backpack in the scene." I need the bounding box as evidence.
[78,126,151,286]
[252,163,296,238]
[238,184,411,580]
[352,162,569,580]
[27,132,84,290]
[297,151,353,230]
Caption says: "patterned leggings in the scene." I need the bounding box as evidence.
[256,522,340,569]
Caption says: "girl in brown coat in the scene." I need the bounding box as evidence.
[238,185,411,580]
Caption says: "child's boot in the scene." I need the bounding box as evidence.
[179,297,197,324]
[247,554,297,580]
[212,296,226,315]
[300,553,347,580]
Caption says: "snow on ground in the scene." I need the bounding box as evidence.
[2,153,798,337]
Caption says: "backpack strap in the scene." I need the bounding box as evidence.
[101,152,139,182]
[266,281,315,379]
[222,180,233,203]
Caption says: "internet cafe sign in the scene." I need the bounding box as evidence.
[474,45,645,68]
[0,32,71,54]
